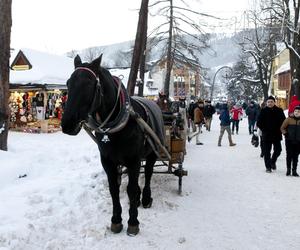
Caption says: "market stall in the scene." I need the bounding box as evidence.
[9,48,73,133]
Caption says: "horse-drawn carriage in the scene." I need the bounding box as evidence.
[62,55,188,235]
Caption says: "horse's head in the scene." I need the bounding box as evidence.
[61,55,102,135]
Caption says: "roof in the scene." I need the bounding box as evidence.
[10,48,74,85]
[109,68,158,96]
[275,61,290,75]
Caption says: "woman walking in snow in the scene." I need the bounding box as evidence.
[280,106,300,177]
[230,103,243,135]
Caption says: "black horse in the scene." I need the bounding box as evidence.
[61,55,166,236]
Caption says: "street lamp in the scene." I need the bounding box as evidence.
[210,66,233,101]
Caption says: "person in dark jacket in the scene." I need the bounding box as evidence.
[188,100,197,132]
[203,100,215,131]
[246,101,258,135]
[257,96,286,173]
[218,103,236,147]
[280,106,300,176]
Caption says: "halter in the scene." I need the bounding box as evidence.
[73,67,131,140]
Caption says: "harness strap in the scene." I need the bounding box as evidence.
[95,77,122,129]
[75,67,97,79]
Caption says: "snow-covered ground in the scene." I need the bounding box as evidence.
[1,117,300,250]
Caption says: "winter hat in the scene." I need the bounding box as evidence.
[294,105,300,111]
[267,96,275,101]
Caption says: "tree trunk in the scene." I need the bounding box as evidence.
[163,0,173,98]
[0,0,12,151]
[127,0,149,96]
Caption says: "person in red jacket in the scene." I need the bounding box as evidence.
[288,95,300,117]
[230,104,243,134]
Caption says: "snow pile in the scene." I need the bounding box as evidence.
[1,117,300,249]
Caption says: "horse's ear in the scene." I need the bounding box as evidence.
[91,54,103,71]
[74,55,82,68]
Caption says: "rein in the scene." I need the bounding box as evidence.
[74,67,131,140]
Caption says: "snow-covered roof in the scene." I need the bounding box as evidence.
[9,48,74,85]
[109,68,158,96]
[274,61,290,75]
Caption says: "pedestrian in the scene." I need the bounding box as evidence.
[256,101,266,158]
[257,96,286,173]
[246,101,258,135]
[280,105,300,177]
[230,103,243,134]
[218,103,236,147]
[203,100,216,131]
[188,100,205,145]
[288,95,300,117]
[188,100,197,132]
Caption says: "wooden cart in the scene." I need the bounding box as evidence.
[141,112,188,194]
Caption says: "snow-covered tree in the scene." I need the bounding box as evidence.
[149,0,214,97]
[238,7,281,100]
[228,53,263,102]
[263,0,300,98]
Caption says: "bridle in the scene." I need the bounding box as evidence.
[71,67,132,142]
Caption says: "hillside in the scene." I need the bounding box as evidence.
[67,32,242,71]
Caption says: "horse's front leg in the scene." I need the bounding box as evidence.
[102,158,123,233]
[126,160,141,236]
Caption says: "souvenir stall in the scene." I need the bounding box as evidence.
[9,48,73,133]
[8,86,66,133]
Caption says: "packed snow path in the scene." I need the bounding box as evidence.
[1,117,300,250]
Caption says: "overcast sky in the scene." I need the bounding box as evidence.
[11,0,251,55]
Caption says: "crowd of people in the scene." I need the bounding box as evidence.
[156,91,300,178]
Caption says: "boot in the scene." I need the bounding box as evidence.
[292,169,299,177]
[218,137,222,147]
[229,136,236,146]
[271,163,276,170]
[286,168,291,176]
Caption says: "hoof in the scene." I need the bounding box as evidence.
[127,225,139,236]
[111,223,123,233]
[142,198,153,208]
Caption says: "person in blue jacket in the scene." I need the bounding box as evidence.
[218,103,236,147]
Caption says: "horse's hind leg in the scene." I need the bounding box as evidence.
[102,159,123,233]
[142,152,156,208]
[126,160,141,236]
